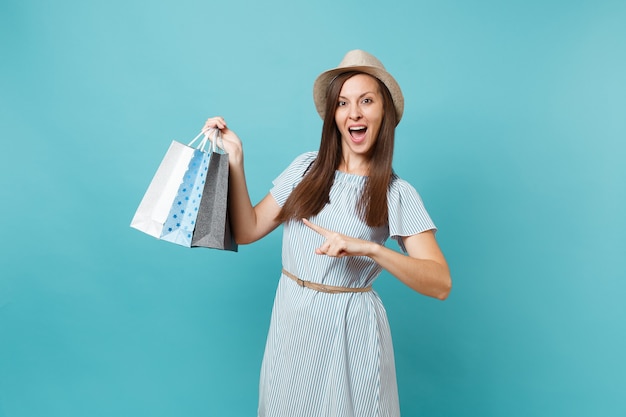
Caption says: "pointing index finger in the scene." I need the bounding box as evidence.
[301,218,329,237]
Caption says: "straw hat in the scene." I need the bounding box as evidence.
[313,49,404,124]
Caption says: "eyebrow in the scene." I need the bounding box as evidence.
[338,91,376,100]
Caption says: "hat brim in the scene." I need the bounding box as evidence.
[313,66,404,125]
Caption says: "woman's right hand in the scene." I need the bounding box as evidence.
[202,116,243,166]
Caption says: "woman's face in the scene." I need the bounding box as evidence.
[334,73,384,162]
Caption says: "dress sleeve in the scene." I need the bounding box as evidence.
[387,176,437,253]
[270,151,318,207]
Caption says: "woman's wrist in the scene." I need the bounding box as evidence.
[366,241,383,258]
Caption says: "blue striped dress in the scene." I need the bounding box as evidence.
[258,152,436,417]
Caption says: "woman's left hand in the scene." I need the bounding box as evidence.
[303,220,451,299]
[302,218,375,258]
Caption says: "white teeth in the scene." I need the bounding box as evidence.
[349,126,366,131]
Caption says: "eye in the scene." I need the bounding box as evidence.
[362,98,373,104]
[338,100,347,107]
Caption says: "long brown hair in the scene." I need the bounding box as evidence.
[276,71,397,227]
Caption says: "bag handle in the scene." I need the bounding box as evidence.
[205,128,226,154]
[187,129,226,154]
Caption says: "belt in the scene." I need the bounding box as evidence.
[282,268,372,294]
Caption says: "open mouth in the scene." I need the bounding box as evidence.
[349,126,367,142]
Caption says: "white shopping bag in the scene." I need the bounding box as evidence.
[130,132,211,239]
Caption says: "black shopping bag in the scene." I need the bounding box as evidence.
[191,130,238,251]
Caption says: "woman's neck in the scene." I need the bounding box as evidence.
[338,155,370,176]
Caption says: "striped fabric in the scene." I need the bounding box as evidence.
[258,152,436,417]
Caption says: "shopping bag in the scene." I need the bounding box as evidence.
[130,131,212,241]
[158,145,211,247]
[191,130,237,251]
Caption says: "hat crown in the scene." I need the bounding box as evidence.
[338,50,386,71]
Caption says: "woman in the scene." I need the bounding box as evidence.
[203,50,451,417]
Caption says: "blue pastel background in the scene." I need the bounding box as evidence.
[1,0,625,416]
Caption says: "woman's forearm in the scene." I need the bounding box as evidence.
[227,162,257,244]
[227,161,282,245]
[368,242,452,300]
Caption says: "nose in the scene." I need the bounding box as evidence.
[349,104,362,120]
